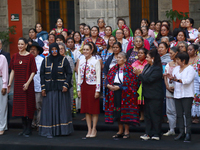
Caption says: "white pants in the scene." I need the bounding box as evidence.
[166,97,176,130]
[0,77,8,131]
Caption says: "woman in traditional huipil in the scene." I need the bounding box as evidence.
[52,18,68,35]
[105,52,139,139]
[132,48,148,121]
[127,36,144,65]
[8,38,37,137]
[39,43,73,138]
[77,44,101,138]
[187,44,200,123]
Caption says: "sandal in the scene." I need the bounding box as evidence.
[123,134,130,139]
[112,133,124,138]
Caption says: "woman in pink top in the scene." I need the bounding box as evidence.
[127,28,150,52]
[132,48,148,121]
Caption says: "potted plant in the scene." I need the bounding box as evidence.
[0,25,16,51]
[165,9,189,28]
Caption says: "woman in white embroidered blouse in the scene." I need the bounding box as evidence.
[186,18,199,43]
[167,52,196,142]
[77,44,101,138]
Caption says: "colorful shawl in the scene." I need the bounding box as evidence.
[105,63,140,125]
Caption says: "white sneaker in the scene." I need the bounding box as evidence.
[140,134,150,140]
[151,136,160,140]
[163,130,175,136]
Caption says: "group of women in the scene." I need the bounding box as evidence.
[3,17,200,143]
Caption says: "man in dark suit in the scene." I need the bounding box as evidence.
[0,40,11,65]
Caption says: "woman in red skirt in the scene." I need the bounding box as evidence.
[77,44,101,138]
[7,38,37,137]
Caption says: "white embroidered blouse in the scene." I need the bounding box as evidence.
[77,56,101,92]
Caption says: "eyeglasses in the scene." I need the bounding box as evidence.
[135,41,142,43]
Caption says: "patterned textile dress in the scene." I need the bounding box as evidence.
[105,63,140,125]
[132,59,148,104]
[9,53,37,119]
[191,58,200,117]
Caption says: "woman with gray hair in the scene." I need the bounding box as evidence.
[127,36,144,64]
[163,46,179,136]
[105,52,139,139]
[58,42,76,115]
[177,41,188,52]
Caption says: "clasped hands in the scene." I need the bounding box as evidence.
[42,86,68,97]
[133,68,142,76]
[107,84,120,91]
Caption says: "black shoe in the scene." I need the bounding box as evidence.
[174,133,185,141]
[18,117,27,136]
[184,133,191,142]
[23,118,32,138]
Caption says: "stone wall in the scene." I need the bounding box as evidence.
[0,0,9,52]
[189,0,200,29]
[21,0,36,38]
[158,0,172,21]
[0,0,8,31]
[79,0,129,29]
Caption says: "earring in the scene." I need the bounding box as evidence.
[152,59,154,63]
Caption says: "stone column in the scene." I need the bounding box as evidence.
[21,0,36,38]
[79,0,129,29]
[189,0,200,29]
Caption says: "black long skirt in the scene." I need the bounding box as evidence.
[39,90,74,137]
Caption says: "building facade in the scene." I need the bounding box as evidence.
[0,0,199,56]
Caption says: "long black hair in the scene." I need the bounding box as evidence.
[106,35,117,50]
[156,25,170,41]
[73,31,82,44]
[147,48,162,69]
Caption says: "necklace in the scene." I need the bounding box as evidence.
[189,56,198,65]
[19,51,28,64]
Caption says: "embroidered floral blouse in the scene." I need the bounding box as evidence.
[77,56,101,92]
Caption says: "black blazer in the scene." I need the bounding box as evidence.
[0,50,11,65]
[138,64,164,100]
[103,54,114,76]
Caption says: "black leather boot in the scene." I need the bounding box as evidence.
[174,132,186,141]
[18,117,27,136]
[184,133,191,142]
[23,118,32,138]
